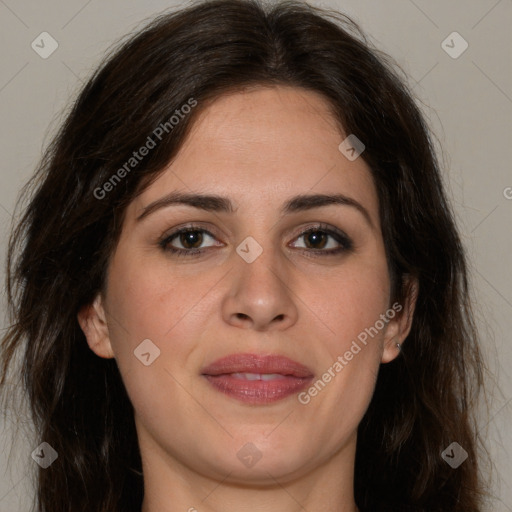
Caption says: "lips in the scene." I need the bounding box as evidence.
[201,353,314,404]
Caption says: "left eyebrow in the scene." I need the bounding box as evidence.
[136,191,374,229]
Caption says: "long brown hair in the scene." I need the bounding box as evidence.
[1,0,488,510]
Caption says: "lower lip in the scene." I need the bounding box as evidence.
[203,374,313,404]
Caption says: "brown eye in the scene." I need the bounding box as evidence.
[291,225,353,255]
[177,230,204,249]
[159,227,219,256]
[303,231,329,249]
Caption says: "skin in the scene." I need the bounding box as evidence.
[78,85,417,512]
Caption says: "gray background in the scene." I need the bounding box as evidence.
[0,0,511,510]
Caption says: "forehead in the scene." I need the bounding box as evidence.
[130,86,379,226]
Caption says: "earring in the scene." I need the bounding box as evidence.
[396,342,402,351]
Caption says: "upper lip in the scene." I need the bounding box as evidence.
[201,353,314,378]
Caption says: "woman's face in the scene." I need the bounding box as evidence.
[80,86,412,484]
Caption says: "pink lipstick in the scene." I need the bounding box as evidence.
[201,353,314,405]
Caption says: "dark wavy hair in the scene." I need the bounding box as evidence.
[0,0,488,510]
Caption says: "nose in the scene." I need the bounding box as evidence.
[221,241,299,332]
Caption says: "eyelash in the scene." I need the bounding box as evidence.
[158,223,353,258]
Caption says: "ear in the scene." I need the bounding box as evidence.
[77,293,115,359]
[381,275,419,364]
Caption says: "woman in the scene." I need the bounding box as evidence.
[0,0,488,510]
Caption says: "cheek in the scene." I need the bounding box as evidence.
[296,252,389,409]
[307,256,390,354]
[298,273,387,450]
[102,246,220,410]
[104,241,209,344]
[101,258,202,428]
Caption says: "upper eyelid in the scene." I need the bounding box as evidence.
[162,223,351,247]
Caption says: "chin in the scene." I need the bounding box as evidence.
[185,435,316,484]
[217,455,312,485]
